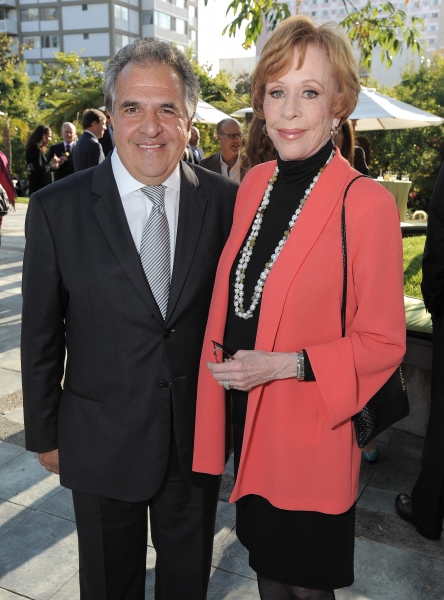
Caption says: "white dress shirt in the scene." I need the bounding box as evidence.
[111,150,180,275]
[220,153,241,183]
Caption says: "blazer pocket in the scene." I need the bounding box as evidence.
[64,382,105,404]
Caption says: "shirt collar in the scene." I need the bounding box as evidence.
[111,149,181,197]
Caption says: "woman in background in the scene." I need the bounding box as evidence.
[25,125,64,195]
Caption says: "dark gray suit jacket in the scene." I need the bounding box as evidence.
[73,131,105,172]
[200,151,248,181]
[21,158,237,501]
[47,142,76,181]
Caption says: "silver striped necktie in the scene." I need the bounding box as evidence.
[140,185,170,319]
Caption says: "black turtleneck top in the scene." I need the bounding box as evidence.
[224,139,334,368]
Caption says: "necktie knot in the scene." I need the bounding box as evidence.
[141,185,165,211]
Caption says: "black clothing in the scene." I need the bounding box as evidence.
[353,146,369,176]
[21,159,237,595]
[224,140,355,589]
[99,128,114,157]
[410,163,444,539]
[73,435,220,600]
[257,575,336,600]
[26,145,52,195]
[47,142,76,181]
[73,131,105,172]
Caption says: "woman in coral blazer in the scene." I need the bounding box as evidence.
[193,16,406,600]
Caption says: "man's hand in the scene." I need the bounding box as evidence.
[38,449,60,474]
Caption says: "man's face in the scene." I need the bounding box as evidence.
[90,117,107,139]
[110,62,192,185]
[217,121,242,162]
[62,124,76,145]
[105,109,113,131]
[189,127,200,147]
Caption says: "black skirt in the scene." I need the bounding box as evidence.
[232,390,355,591]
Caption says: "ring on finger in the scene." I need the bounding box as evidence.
[223,380,231,390]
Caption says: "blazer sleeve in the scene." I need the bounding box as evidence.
[21,194,67,452]
[85,140,102,168]
[421,164,444,315]
[305,185,406,428]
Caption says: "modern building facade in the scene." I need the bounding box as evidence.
[0,0,197,79]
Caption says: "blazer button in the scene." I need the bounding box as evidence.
[163,329,172,339]
[157,380,169,389]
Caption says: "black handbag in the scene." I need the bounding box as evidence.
[0,184,10,216]
[341,175,409,448]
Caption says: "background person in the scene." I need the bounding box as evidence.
[189,126,204,163]
[334,120,369,176]
[245,115,277,170]
[73,108,106,172]
[396,163,444,541]
[200,117,247,182]
[193,16,406,600]
[99,108,115,157]
[0,149,17,230]
[355,135,372,172]
[25,125,64,195]
[47,122,77,181]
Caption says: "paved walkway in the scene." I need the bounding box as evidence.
[0,205,443,599]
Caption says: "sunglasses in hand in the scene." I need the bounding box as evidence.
[211,340,234,363]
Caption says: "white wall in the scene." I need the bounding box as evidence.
[62,4,109,30]
[63,32,110,56]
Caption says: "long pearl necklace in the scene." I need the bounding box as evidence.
[234,149,335,319]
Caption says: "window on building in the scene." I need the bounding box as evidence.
[322,9,329,14]
[430,38,436,44]
[142,10,153,24]
[190,28,197,42]
[116,33,130,50]
[21,8,39,22]
[311,10,316,15]
[115,5,129,21]
[431,11,439,16]
[26,62,42,76]
[41,35,59,48]
[176,44,186,52]
[175,0,186,8]
[0,8,6,20]
[338,7,345,13]
[188,4,197,25]
[175,17,186,34]
[23,36,41,49]
[84,33,89,39]
[82,4,88,10]
[40,7,57,21]
[156,11,172,29]
[428,24,438,30]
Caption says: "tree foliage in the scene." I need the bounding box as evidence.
[364,57,444,212]
[205,0,424,70]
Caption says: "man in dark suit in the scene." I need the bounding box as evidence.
[73,108,106,172]
[396,164,444,541]
[200,117,247,182]
[189,126,204,163]
[47,122,77,181]
[99,108,115,157]
[21,40,237,599]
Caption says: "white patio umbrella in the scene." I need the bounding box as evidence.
[230,87,444,131]
[350,87,444,131]
[193,99,231,124]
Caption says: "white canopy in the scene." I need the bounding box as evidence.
[193,99,232,124]
[350,87,444,131]
[230,87,444,131]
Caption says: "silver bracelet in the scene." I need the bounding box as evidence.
[295,352,305,380]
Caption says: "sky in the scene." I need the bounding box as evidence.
[197,0,257,71]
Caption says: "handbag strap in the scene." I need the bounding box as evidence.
[341,175,369,338]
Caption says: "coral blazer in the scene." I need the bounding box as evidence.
[193,151,406,515]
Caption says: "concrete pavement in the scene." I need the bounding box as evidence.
[0,204,443,599]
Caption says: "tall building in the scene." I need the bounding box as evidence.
[0,0,198,80]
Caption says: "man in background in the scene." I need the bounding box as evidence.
[73,108,106,172]
[188,126,204,164]
[47,122,77,181]
[99,108,115,157]
[396,163,444,541]
[200,117,246,182]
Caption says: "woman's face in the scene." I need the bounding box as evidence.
[42,129,52,146]
[263,44,340,161]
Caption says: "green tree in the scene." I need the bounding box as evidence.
[38,52,106,133]
[0,34,38,174]
[206,0,424,70]
[364,57,444,211]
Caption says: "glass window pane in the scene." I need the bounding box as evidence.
[40,7,57,21]
[21,8,39,22]
[156,11,172,29]
[142,10,153,24]
[23,36,40,49]
[175,17,186,34]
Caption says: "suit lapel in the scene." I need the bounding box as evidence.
[165,161,206,322]
[90,157,164,322]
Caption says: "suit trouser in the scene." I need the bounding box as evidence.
[72,436,221,600]
[411,311,444,538]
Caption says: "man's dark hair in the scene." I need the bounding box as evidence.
[82,108,105,130]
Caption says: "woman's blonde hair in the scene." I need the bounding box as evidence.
[252,16,360,125]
